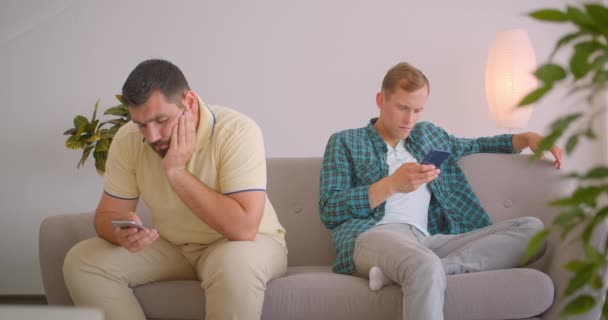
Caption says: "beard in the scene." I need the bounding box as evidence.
[149,139,171,158]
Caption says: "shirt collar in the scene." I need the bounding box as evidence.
[387,139,406,153]
[194,95,216,151]
[367,118,388,153]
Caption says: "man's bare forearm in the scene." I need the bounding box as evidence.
[165,168,262,241]
[368,176,395,209]
[512,132,532,152]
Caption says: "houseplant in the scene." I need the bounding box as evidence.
[63,95,130,175]
[521,3,608,318]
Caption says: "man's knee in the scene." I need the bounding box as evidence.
[400,252,445,285]
[64,238,107,278]
[63,237,127,286]
[203,246,267,289]
[516,216,544,236]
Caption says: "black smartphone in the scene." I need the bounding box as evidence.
[422,149,451,168]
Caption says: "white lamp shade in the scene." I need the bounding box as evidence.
[485,28,537,129]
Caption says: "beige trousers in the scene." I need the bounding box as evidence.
[63,234,287,320]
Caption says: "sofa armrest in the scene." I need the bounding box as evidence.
[539,220,608,320]
[458,154,606,319]
[39,211,97,305]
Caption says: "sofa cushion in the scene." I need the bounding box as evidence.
[133,266,553,320]
[443,268,554,320]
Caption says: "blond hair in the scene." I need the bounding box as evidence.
[381,62,430,97]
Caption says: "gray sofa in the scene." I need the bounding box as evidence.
[39,154,606,320]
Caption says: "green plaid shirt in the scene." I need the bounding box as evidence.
[319,119,515,274]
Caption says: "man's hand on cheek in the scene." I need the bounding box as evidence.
[163,110,196,176]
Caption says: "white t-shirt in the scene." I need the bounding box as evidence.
[376,140,431,236]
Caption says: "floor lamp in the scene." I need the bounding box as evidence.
[485,28,538,132]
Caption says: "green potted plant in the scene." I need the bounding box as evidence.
[521,3,608,318]
[63,95,130,175]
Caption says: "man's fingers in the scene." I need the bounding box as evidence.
[416,169,439,183]
[178,111,187,146]
[124,229,158,253]
[419,164,436,172]
[170,120,179,149]
[550,146,563,170]
[185,111,195,146]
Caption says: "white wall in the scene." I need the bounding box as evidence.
[1,0,602,294]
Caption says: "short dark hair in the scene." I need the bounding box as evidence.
[121,59,190,107]
[381,62,429,97]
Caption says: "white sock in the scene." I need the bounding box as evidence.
[369,266,387,291]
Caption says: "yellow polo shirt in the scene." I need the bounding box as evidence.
[103,99,286,247]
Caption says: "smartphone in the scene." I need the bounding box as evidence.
[422,149,451,168]
[111,220,145,230]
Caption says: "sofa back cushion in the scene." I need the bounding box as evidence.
[266,154,571,267]
[266,158,334,267]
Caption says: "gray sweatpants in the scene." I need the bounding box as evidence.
[353,216,544,320]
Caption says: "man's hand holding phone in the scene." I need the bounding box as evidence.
[390,162,439,193]
[389,149,450,194]
[112,213,159,253]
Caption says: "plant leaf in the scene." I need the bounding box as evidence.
[564,263,597,296]
[92,99,100,123]
[104,105,129,117]
[584,166,608,179]
[73,115,89,136]
[63,128,77,135]
[95,138,110,153]
[566,134,580,155]
[561,294,597,316]
[585,127,597,139]
[583,242,604,263]
[593,70,608,83]
[523,228,550,264]
[535,63,568,83]
[574,40,606,53]
[591,274,603,290]
[561,219,581,242]
[115,94,125,104]
[591,53,608,69]
[93,151,107,176]
[530,9,568,22]
[582,207,608,244]
[550,32,587,60]
[78,145,94,168]
[553,207,586,227]
[585,4,608,31]
[86,131,101,143]
[550,186,603,207]
[567,6,598,31]
[519,85,553,106]
[571,45,593,79]
[550,113,583,131]
[563,260,588,273]
[65,135,87,150]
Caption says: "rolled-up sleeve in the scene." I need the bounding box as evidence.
[449,133,515,157]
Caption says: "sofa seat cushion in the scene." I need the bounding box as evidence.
[133,266,553,320]
[443,268,554,320]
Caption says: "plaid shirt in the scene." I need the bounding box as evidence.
[319,119,515,274]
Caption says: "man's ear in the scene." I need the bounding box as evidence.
[182,90,197,112]
[376,91,385,109]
